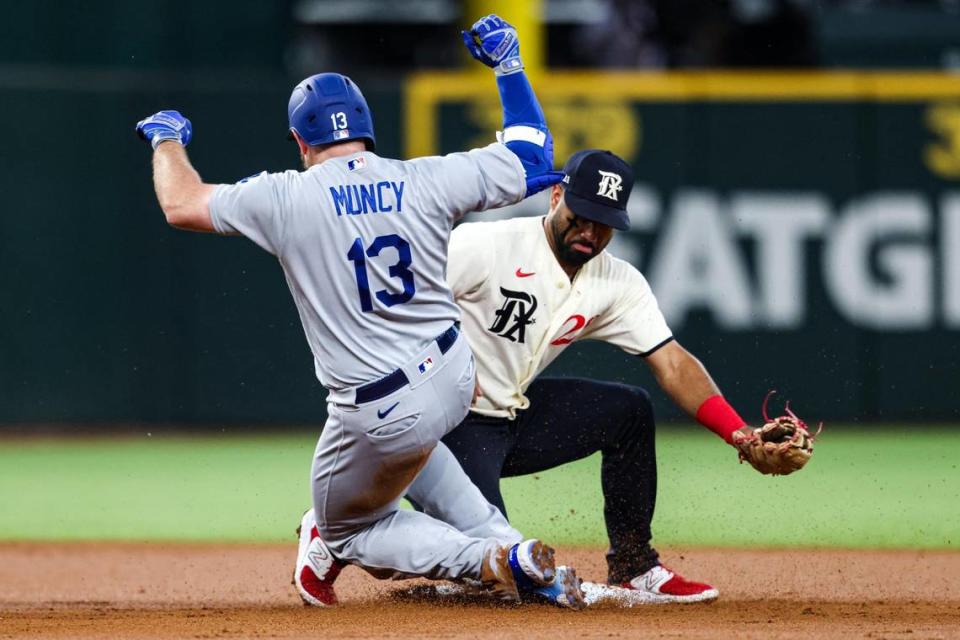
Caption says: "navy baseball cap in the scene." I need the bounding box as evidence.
[560,150,634,231]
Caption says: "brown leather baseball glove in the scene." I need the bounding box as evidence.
[731,392,822,476]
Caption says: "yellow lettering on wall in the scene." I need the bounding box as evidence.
[924,103,960,180]
[464,99,640,165]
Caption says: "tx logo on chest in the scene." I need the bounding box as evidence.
[488,287,537,343]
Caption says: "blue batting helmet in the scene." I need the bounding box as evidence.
[287,73,376,150]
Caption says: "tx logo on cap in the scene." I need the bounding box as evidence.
[597,170,623,201]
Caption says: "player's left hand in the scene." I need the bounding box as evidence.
[462,14,523,75]
[136,110,193,150]
[731,392,822,476]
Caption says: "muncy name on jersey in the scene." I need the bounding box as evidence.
[329,181,405,216]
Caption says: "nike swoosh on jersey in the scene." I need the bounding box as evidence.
[377,402,400,419]
[515,268,536,278]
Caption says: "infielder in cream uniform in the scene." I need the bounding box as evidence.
[297,149,759,606]
[452,197,673,418]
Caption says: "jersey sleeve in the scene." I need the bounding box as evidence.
[208,171,292,255]
[446,223,494,299]
[408,143,526,223]
[584,264,674,357]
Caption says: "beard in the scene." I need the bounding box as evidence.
[551,217,597,267]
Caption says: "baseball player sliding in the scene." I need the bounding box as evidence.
[136,15,589,609]
[295,147,821,606]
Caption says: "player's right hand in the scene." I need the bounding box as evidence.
[462,14,523,76]
[136,110,193,150]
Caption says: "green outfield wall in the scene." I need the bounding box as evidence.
[2,71,959,426]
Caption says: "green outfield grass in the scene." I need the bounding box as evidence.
[1,427,957,549]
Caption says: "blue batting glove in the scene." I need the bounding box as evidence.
[136,110,193,150]
[461,14,523,76]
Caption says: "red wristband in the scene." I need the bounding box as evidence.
[696,395,747,444]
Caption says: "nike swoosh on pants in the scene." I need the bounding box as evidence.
[377,402,400,419]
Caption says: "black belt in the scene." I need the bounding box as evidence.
[354,324,460,405]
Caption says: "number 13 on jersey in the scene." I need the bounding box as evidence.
[346,234,416,312]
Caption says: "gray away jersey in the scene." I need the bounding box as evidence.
[208,143,526,390]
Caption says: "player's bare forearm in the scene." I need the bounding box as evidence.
[152,142,216,232]
[648,341,752,443]
[646,341,721,417]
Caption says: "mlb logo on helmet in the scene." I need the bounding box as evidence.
[560,149,634,231]
[417,357,434,375]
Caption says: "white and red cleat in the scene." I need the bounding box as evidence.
[293,509,344,607]
[618,565,719,604]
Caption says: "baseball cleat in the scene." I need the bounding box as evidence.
[509,539,556,586]
[527,565,586,609]
[293,509,344,607]
[618,565,719,604]
[508,540,585,610]
[482,539,556,605]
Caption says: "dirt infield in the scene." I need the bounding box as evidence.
[2,543,958,639]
